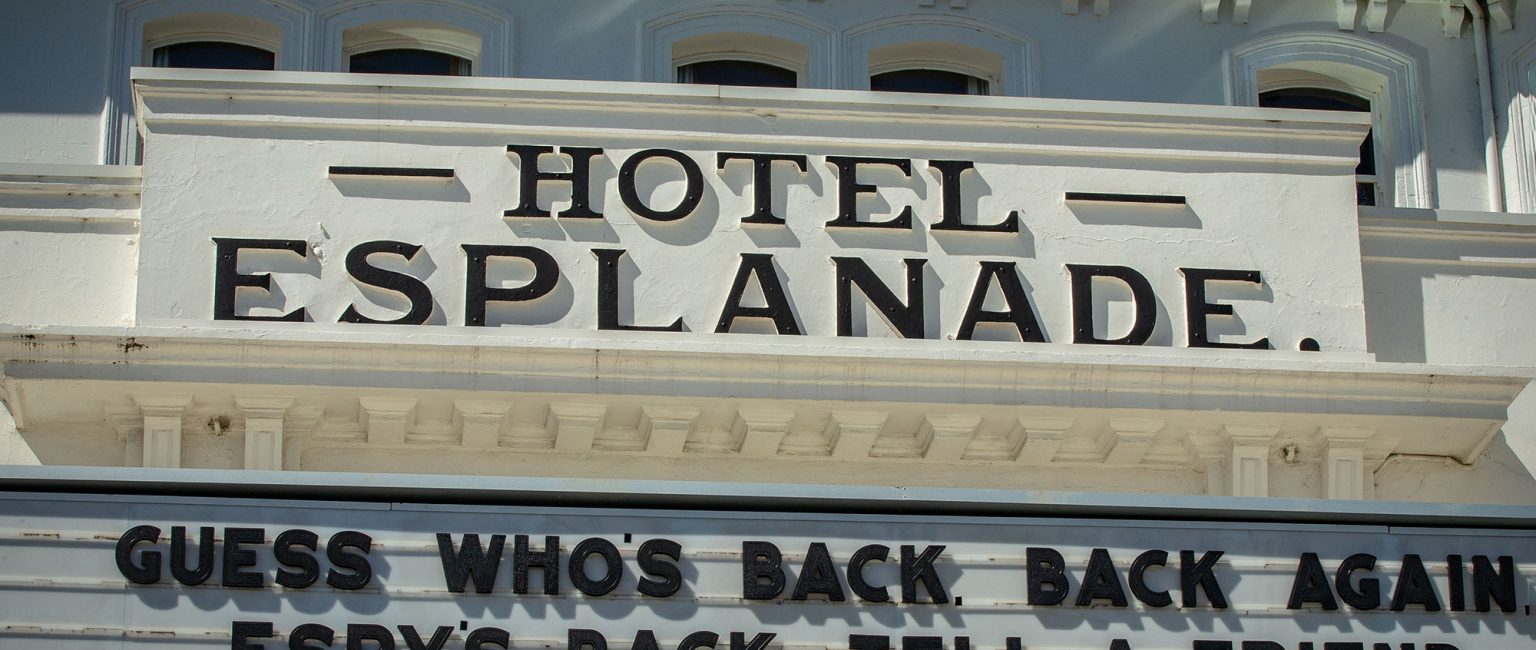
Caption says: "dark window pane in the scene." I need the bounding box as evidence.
[350,48,470,76]
[677,60,796,88]
[153,41,274,71]
[1260,89,1376,187]
[871,69,987,95]
[1356,182,1378,206]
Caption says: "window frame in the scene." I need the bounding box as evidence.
[843,15,1035,96]
[643,6,834,89]
[318,0,511,78]
[1229,33,1431,209]
[108,0,308,164]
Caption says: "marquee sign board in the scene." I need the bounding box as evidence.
[132,71,1374,357]
[0,490,1529,649]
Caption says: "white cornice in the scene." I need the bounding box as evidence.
[0,326,1524,471]
[130,69,1369,170]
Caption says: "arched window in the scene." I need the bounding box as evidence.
[1260,88,1379,206]
[343,22,479,76]
[109,5,304,163]
[349,48,470,76]
[642,7,833,88]
[152,41,274,70]
[671,32,808,88]
[844,17,1035,96]
[677,59,797,88]
[142,12,283,70]
[870,68,989,96]
[318,1,512,77]
[1229,33,1430,208]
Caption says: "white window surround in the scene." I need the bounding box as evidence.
[1229,32,1432,209]
[318,0,511,77]
[843,15,1037,97]
[641,5,836,89]
[107,0,309,165]
[1504,37,1536,214]
[868,42,1002,90]
[142,13,283,59]
[342,21,482,71]
[672,33,810,85]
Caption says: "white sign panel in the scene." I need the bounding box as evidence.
[0,491,1530,649]
[133,73,1372,355]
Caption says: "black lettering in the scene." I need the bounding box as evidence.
[326,530,373,590]
[637,538,683,597]
[212,238,308,322]
[1448,554,1465,611]
[340,240,434,325]
[834,257,925,338]
[957,261,1046,342]
[466,628,510,650]
[231,621,274,650]
[849,636,890,650]
[730,633,776,650]
[400,626,453,650]
[1076,547,1128,607]
[1288,552,1339,610]
[170,525,215,586]
[594,249,683,332]
[291,623,335,649]
[619,149,703,222]
[678,632,718,650]
[1472,555,1515,613]
[505,145,604,219]
[1389,554,1441,611]
[1180,268,1269,349]
[1129,549,1172,607]
[347,623,395,650]
[717,152,808,225]
[115,525,161,585]
[274,529,320,590]
[848,544,891,602]
[631,631,662,650]
[570,537,623,596]
[462,245,559,326]
[900,544,948,604]
[902,637,941,650]
[570,629,607,650]
[221,527,265,588]
[930,160,1018,233]
[1068,264,1157,345]
[1027,547,1068,606]
[716,254,802,335]
[826,156,914,229]
[514,534,561,595]
[1336,553,1379,610]
[437,533,505,594]
[791,542,846,601]
[743,541,785,600]
[1181,550,1228,608]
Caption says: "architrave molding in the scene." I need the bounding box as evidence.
[1228,32,1433,209]
[639,4,837,88]
[106,0,310,165]
[841,15,1038,96]
[1505,36,1536,214]
[315,0,512,77]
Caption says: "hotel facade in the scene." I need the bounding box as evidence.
[0,1,1532,648]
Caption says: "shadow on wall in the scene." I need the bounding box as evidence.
[1361,232,1536,364]
[1374,432,1536,505]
